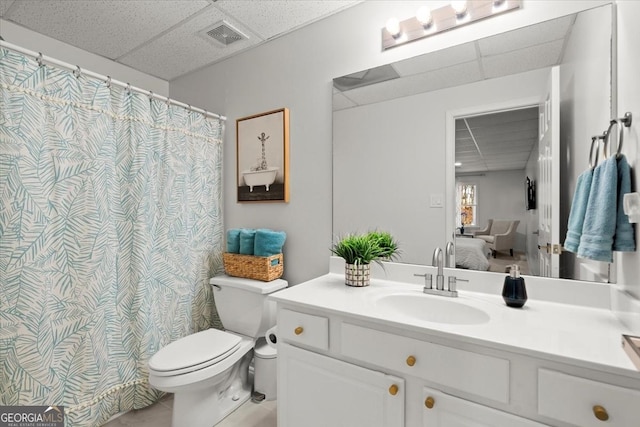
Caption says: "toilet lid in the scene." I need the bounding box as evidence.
[149,329,241,376]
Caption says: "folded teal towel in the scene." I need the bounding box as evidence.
[239,229,256,255]
[614,155,635,252]
[254,229,286,257]
[226,229,241,253]
[577,157,617,262]
[563,169,593,253]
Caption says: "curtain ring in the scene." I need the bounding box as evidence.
[105,76,112,88]
[73,66,82,78]
[603,119,624,159]
[125,83,132,95]
[165,97,171,106]
[148,90,154,102]
[36,52,43,67]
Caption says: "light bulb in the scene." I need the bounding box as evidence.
[451,1,468,16]
[385,17,401,38]
[416,6,433,27]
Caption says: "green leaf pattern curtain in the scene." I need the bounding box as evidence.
[0,48,224,426]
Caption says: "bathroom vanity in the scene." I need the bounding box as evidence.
[270,260,640,427]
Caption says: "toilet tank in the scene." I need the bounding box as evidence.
[210,275,288,338]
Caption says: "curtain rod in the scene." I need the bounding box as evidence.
[0,39,226,121]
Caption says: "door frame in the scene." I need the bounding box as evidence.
[445,96,543,265]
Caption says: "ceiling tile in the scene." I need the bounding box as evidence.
[393,41,478,76]
[482,40,564,80]
[344,61,482,106]
[4,1,210,59]
[215,0,360,40]
[119,7,263,80]
[0,0,15,17]
[478,14,574,56]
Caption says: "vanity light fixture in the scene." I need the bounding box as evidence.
[382,0,521,51]
[416,6,433,29]
[385,17,402,39]
[451,1,468,18]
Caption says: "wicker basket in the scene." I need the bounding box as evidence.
[223,253,284,282]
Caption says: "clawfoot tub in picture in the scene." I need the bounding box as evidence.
[242,167,279,192]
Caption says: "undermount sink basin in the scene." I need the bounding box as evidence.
[374,293,490,325]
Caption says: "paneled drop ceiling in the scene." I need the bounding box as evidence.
[455,107,539,174]
[0,0,362,80]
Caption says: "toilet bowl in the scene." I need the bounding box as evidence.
[148,275,287,427]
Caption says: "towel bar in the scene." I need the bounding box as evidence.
[604,112,632,159]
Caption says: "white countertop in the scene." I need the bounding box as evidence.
[271,272,640,379]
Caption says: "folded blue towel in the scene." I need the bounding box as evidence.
[254,229,286,257]
[563,169,593,253]
[226,229,241,253]
[239,229,256,255]
[577,157,617,262]
[614,155,635,252]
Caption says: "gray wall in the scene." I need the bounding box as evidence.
[170,1,603,284]
[460,170,529,253]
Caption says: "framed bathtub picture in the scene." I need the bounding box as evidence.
[236,108,290,203]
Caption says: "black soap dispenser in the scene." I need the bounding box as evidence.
[502,264,527,308]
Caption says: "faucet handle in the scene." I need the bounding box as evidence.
[414,273,433,289]
[447,276,468,293]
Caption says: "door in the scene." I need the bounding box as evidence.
[422,387,547,426]
[278,343,404,427]
[538,66,561,278]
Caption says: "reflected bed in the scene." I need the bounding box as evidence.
[455,238,490,271]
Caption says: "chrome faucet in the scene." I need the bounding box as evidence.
[432,247,445,291]
[413,247,460,297]
[445,241,455,268]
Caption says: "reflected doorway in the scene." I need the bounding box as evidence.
[454,106,540,275]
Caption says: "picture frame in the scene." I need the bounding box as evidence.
[236,108,290,203]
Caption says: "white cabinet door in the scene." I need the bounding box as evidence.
[278,343,404,427]
[422,387,546,427]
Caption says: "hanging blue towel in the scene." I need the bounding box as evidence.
[614,155,635,251]
[563,169,593,253]
[239,229,256,255]
[254,229,287,257]
[226,229,241,253]
[577,157,617,262]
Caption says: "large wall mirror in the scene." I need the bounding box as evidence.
[332,4,613,282]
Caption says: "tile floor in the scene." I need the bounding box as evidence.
[103,395,277,427]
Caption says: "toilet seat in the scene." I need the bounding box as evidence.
[149,329,241,377]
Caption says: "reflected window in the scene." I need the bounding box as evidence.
[456,183,477,227]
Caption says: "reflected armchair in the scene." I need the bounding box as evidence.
[471,219,493,238]
[476,220,520,258]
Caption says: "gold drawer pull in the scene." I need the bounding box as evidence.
[425,396,435,409]
[388,384,399,396]
[593,405,609,421]
[406,355,416,367]
[294,326,304,335]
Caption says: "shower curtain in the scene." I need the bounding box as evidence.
[0,48,224,426]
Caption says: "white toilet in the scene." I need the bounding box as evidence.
[148,275,287,427]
